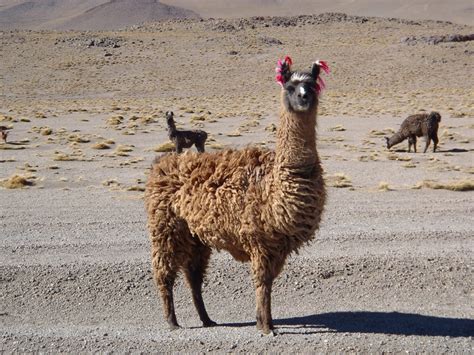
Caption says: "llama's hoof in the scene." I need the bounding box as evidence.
[168,324,181,331]
[260,328,277,336]
[203,320,217,327]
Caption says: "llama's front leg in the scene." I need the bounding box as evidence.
[195,141,205,153]
[184,244,216,327]
[251,255,284,335]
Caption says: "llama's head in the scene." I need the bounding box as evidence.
[276,57,329,113]
[428,111,441,123]
[166,111,175,126]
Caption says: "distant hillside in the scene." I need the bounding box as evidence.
[0,0,200,30]
[162,0,474,26]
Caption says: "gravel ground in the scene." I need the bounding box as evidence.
[1,14,473,352]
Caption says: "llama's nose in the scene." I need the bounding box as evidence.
[298,92,308,100]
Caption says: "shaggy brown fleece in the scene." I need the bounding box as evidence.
[145,59,326,335]
[386,112,441,153]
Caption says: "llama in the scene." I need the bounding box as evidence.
[145,57,329,334]
[166,111,207,153]
[385,112,442,153]
[0,126,9,143]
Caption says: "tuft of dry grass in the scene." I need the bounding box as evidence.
[329,124,346,132]
[378,181,393,191]
[325,173,352,188]
[107,115,124,126]
[414,179,474,192]
[92,142,111,150]
[153,142,175,152]
[68,134,90,143]
[126,185,146,192]
[1,174,34,189]
[40,127,53,136]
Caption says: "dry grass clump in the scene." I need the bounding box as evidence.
[414,179,474,191]
[107,115,124,126]
[378,181,393,191]
[40,127,53,136]
[226,130,242,137]
[0,114,15,122]
[53,152,91,161]
[92,142,111,150]
[102,179,119,186]
[329,124,346,132]
[126,185,145,192]
[369,128,394,137]
[326,173,353,188]
[1,174,34,189]
[386,152,411,161]
[0,144,26,150]
[153,141,175,152]
[68,134,90,143]
[402,162,417,168]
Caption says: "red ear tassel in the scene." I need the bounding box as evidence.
[316,60,330,74]
[275,56,293,86]
[315,60,330,93]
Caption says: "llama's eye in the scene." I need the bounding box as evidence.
[286,86,295,93]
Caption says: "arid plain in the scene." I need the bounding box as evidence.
[1,13,473,352]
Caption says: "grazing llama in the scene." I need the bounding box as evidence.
[385,112,442,153]
[145,57,329,334]
[166,111,207,153]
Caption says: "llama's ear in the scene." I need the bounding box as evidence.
[275,56,292,86]
[312,60,330,94]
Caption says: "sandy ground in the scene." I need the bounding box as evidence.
[1,14,473,352]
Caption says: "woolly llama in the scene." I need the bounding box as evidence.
[145,57,329,334]
[385,112,441,153]
[166,111,207,153]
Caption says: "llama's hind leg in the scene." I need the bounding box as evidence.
[183,241,216,327]
[151,247,180,330]
[149,212,186,330]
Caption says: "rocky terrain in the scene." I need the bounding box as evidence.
[1,13,473,353]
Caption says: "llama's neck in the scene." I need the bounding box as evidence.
[274,103,319,172]
[387,132,404,148]
[167,121,177,137]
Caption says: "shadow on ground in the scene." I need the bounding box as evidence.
[274,311,474,337]
[218,311,474,337]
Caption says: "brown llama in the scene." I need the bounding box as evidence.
[166,111,207,153]
[0,126,10,143]
[385,112,442,153]
[145,57,329,335]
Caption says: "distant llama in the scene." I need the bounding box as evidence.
[145,57,329,334]
[0,126,10,143]
[385,112,441,153]
[166,111,207,153]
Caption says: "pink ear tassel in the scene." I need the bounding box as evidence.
[275,74,284,86]
[275,56,293,85]
[316,60,330,74]
[317,76,326,90]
